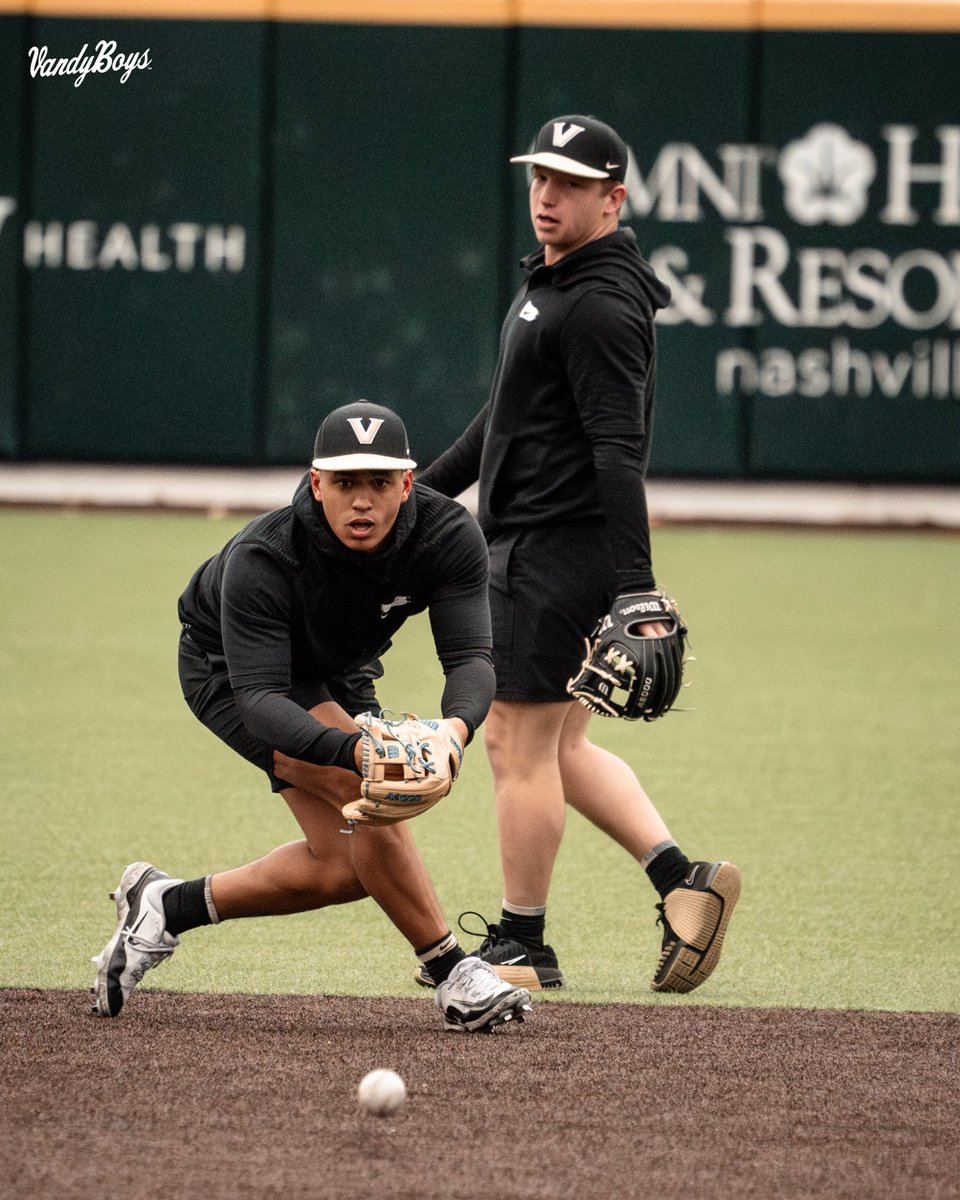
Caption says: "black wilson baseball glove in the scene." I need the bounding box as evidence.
[566,591,688,721]
[341,711,465,825]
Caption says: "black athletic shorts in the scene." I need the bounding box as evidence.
[488,520,616,703]
[177,628,380,792]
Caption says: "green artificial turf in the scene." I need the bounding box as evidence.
[2,509,957,1012]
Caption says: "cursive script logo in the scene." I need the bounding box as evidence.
[28,41,152,88]
[620,599,663,616]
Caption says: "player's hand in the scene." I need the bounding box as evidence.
[566,591,687,721]
[444,717,469,748]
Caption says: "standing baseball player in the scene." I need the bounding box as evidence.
[91,401,532,1033]
[418,115,741,994]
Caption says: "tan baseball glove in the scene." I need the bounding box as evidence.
[341,711,465,826]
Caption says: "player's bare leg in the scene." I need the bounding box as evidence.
[475,697,739,995]
[91,697,531,1027]
[557,699,673,858]
[261,766,450,951]
[559,699,740,993]
[464,699,570,990]
[268,706,532,1028]
[209,804,368,918]
[262,700,452,951]
[483,699,571,907]
[96,700,460,1015]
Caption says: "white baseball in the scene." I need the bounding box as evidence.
[357,1068,406,1116]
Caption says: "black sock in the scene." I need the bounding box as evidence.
[499,905,545,947]
[416,932,465,986]
[162,877,214,937]
[644,844,692,900]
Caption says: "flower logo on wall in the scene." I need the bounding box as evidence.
[778,124,877,225]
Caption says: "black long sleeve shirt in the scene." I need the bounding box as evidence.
[178,478,495,770]
[420,227,670,593]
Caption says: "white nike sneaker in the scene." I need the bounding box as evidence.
[91,862,181,1017]
[435,956,532,1032]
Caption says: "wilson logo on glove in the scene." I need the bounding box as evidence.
[567,591,688,722]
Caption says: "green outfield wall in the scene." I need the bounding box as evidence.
[2,1,959,480]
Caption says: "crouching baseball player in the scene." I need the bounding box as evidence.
[90,401,532,1033]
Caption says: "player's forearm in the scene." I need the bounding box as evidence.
[438,653,496,742]
[234,686,360,771]
[417,406,486,496]
[592,446,656,591]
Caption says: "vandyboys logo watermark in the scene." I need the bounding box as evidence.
[28,40,152,87]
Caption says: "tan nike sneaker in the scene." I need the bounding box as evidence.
[651,860,742,994]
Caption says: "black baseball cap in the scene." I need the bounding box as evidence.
[311,401,416,471]
[510,115,628,182]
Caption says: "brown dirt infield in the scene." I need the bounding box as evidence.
[2,989,957,1199]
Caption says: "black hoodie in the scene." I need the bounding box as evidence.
[177,479,495,770]
[420,227,671,592]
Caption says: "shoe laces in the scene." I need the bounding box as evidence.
[122,928,176,974]
[456,911,500,952]
[654,903,677,970]
[450,957,498,1000]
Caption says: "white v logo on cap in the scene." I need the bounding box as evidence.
[347,417,384,444]
[552,122,585,148]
